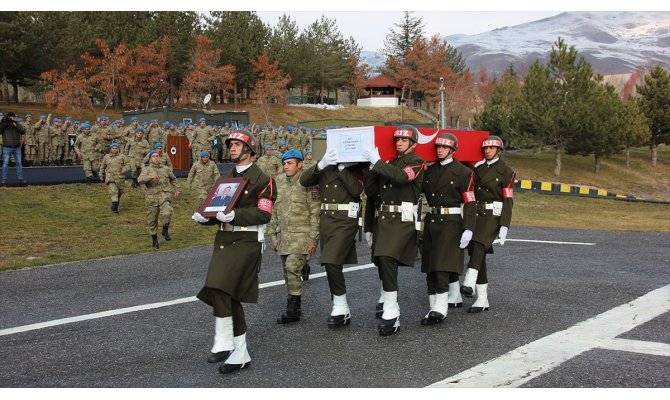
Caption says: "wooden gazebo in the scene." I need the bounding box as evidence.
[357,75,402,107]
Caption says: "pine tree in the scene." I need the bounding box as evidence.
[636,65,670,166]
[381,11,425,60]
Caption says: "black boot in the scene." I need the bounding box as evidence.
[377,317,400,336]
[301,263,310,281]
[375,302,384,319]
[111,201,119,213]
[162,224,171,241]
[277,295,301,324]
[85,176,92,186]
[152,234,159,249]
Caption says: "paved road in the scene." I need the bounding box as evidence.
[0,225,668,388]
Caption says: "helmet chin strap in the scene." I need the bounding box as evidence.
[230,146,251,163]
[437,148,454,161]
[397,141,417,157]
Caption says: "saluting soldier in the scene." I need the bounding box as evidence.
[191,129,277,374]
[461,135,515,313]
[99,142,130,213]
[34,114,51,166]
[187,150,220,203]
[267,149,320,325]
[137,150,181,249]
[420,133,476,325]
[22,114,37,167]
[362,124,426,336]
[74,123,102,185]
[300,148,364,327]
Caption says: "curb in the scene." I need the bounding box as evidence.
[514,179,669,204]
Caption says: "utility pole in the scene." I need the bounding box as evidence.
[439,77,446,129]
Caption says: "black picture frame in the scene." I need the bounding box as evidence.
[198,177,248,217]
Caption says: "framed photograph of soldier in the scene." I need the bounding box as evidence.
[198,177,248,217]
[325,126,375,163]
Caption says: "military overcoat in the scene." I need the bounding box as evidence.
[470,158,515,249]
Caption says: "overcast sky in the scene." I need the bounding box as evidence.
[13,0,666,52]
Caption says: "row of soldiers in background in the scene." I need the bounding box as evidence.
[0,112,325,171]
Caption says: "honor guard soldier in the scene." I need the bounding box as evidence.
[137,150,181,249]
[300,148,364,327]
[267,149,320,325]
[362,125,427,336]
[420,133,476,324]
[461,135,515,313]
[99,143,130,213]
[191,129,277,374]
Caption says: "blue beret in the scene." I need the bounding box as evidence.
[66,116,71,120]
[200,151,210,157]
[153,142,162,149]
[110,143,119,149]
[16,118,23,122]
[81,123,91,129]
[130,116,138,122]
[199,117,206,122]
[74,120,80,124]
[147,150,156,158]
[305,150,312,155]
[40,114,46,119]
[281,149,304,162]
[264,144,272,150]
[53,118,62,123]
[25,113,32,118]
[278,140,286,146]
[135,127,144,133]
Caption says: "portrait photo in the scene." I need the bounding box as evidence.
[198,177,248,217]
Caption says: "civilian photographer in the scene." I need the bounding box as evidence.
[1,112,26,186]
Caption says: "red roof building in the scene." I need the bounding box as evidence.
[357,75,402,107]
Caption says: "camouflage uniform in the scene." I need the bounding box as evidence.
[267,169,320,297]
[187,156,220,202]
[22,116,37,166]
[74,128,102,180]
[137,161,180,236]
[256,149,281,178]
[190,123,214,162]
[125,133,151,183]
[92,123,114,156]
[99,147,130,211]
[34,115,51,165]
[142,148,173,171]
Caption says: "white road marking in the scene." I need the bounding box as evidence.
[496,238,596,245]
[427,284,670,388]
[597,338,670,357]
[0,263,377,337]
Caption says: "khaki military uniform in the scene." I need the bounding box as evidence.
[187,158,220,202]
[92,124,114,155]
[190,126,213,162]
[100,151,130,202]
[22,121,37,166]
[255,153,281,178]
[125,137,151,179]
[137,163,180,235]
[74,132,102,178]
[34,116,51,165]
[267,169,320,296]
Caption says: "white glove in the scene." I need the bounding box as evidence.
[459,229,473,249]
[216,210,235,223]
[318,148,338,170]
[362,147,381,165]
[365,232,373,248]
[191,212,210,223]
[498,226,508,246]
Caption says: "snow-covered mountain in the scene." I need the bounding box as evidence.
[361,11,670,77]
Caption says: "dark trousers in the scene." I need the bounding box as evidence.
[467,241,489,284]
[324,263,346,296]
[208,288,247,336]
[377,256,399,292]
[426,271,460,295]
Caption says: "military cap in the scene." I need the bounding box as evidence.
[110,143,119,149]
[200,150,210,158]
[153,142,163,149]
[81,123,91,129]
[281,149,304,162]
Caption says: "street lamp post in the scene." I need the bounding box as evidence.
[439,77,446,129]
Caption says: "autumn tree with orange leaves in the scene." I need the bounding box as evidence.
[178,35,235,107]
[41,65,93,114]
[250,51,291,123]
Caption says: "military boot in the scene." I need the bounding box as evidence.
[327,294,351,328]
[460,268,479,298]
[162,223,172,241]
[377,291,400,336]
[111,201,119,213]
[277,295,301,324]
[152,234,159,249]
